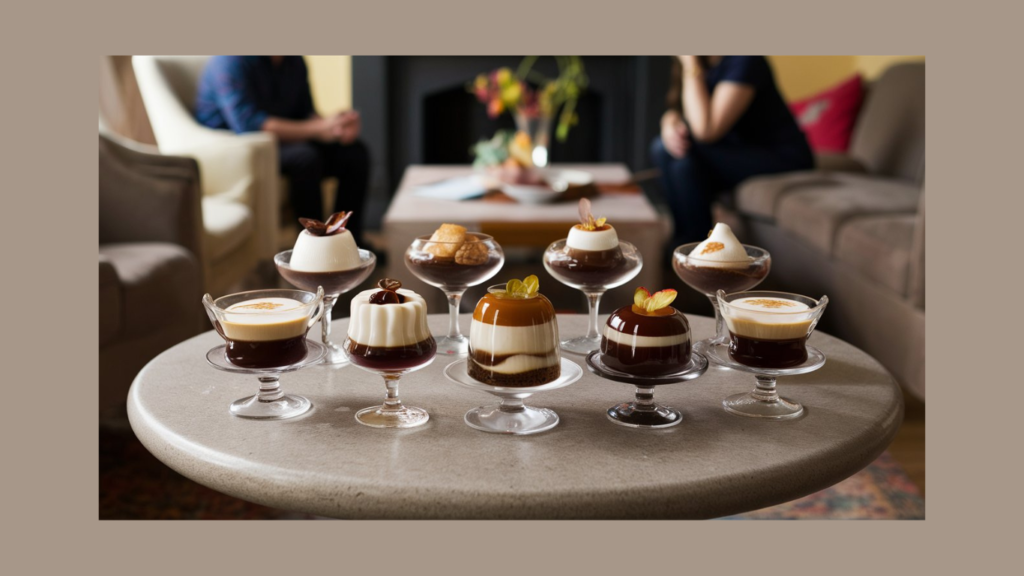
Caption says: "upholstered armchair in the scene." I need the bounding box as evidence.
[99,127,205,417]
[131,56,279,294]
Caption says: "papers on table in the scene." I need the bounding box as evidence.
[413,175,490,201]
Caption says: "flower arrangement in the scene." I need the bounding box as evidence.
[470,56,588,144]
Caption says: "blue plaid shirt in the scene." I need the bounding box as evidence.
[195,56,315,133]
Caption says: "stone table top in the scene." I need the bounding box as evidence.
[127,314,903,519]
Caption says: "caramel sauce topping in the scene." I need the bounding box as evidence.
[700,242,725,255]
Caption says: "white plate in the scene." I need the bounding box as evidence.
[500,169,594,204]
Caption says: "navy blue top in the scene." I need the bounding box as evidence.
[704,56,807,149]
[195,56,315,133]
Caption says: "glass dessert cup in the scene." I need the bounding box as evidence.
[672,243,770,354]
[344,337,436,429]
[444,358,583,435]
[543,239,642,355]
[586,351,708,428]
[202,288,325,420]
[275,249,376,366]
[405,233,504,356]
[709,290,828,420]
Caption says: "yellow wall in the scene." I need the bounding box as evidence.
[304,55,925,113]
[305,55,352,114]
[769,55,925,101]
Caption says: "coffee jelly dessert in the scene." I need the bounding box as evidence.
[545,199,633,288]
[405,223,503,290]
[723,296,814,369]
[278,211,372,293]
[217,297,311,369]
[469,275,561,387]
[673,223,769,293]
[600,287,692,376]
[345,279,436,371]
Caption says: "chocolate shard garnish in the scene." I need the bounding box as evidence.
[325,211,353,235]
[299,217,328,236]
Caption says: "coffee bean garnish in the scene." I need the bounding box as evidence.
[377,278,402,291]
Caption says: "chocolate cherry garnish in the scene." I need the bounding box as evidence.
[368,278,407,305]
[299,211,354,237]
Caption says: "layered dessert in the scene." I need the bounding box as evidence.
[545,199,633,288]
[723,296,813,369]
[345,279,436,371]
[218,297,310,369]
[405,223,503,290]
[278,211,371,293]
[468,275,560,387]
[673,223,768,294]
[600,287,692,376]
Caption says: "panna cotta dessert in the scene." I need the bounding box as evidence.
[545,199,635,289]
[216,297,311,369]
[600,288,692,376]
[469,275,560,387]
[673,223,769,294]
[345,279,436,371]
[278,211,375,294]
[721,295,818,369]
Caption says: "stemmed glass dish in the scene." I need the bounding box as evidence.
[543,239,642,354]
[343,281,437,428]
[202,287,325,419]
[708,290,828,420]
[275,249,376,365]
[673,243,770,354]
[445,358,583,435]
[405,232,504,356]
[586,351,708,428]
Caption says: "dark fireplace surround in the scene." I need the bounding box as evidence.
[353,56,672,201]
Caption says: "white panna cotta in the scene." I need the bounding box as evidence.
[347,288,432,348]
[566,224,619,251]
[723,296,813,340]
[290,229,362,272]
[221,297,308,341]
[689,223,750,269]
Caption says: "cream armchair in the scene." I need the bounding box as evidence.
[131,55,279,295]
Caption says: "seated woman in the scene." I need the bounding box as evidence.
[652,56,813,246]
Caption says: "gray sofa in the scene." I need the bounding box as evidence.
[722,63,925,399]
[99,127,205,417]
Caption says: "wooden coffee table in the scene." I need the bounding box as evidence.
[127,313,903,519]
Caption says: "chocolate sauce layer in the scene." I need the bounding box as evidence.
[405,252,502,289]
[673,260,769,294]
[346,338,437,371]
[277,265,369,295]
[727,332,807,368]
[600,339,691,376]
[225,335,308,369]
[547,247,635,287]
[471,350,554,367]
[468,362,560,387]
[606,306,690,337]
[472,293,557,327]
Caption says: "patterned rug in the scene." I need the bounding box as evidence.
[100,426,923,520]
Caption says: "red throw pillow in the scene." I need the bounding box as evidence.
[789,74,865,153]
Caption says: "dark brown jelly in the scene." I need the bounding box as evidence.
[727,332,808,368]
[277,265,369,295]
[405,252,502,289]
[225,335,308,369]
[346,338,436,371]
[547,246,633,288]
[673,260,769,294]
[600,305,691,376]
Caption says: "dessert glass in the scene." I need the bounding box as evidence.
[405,233,504,356]
[709,290,828,420]
[202,288,325,419]
[543,239,642,354]
[586,351,708,428]
[444,358,583,435]
[672,243,770,354]
[275,249,376,365]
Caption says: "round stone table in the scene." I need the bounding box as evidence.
[128,314,903,519]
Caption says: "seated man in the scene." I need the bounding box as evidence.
[195,56,370,244]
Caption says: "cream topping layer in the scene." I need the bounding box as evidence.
[603,329,690,348]
[724,297,813,340]
[221,297,308,341]
[689,223,750,269]
[566,226,619,251]
[290,229,362,272]
[470,320,559,355]
[474,353,560,374]
[347,288,432,347]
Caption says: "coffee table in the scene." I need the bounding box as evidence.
[127,314,903,519]
[381,164,670,310]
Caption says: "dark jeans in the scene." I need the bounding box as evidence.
[279,139,370,243]
[650,137,813,245]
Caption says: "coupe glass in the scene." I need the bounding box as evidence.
[709,290,828,420]
[543,239,642,354]
[275,249,376,365]
[672,243,770,354]
[586,351,708,428]
[202,287,325,419]
[405,233,504,356]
